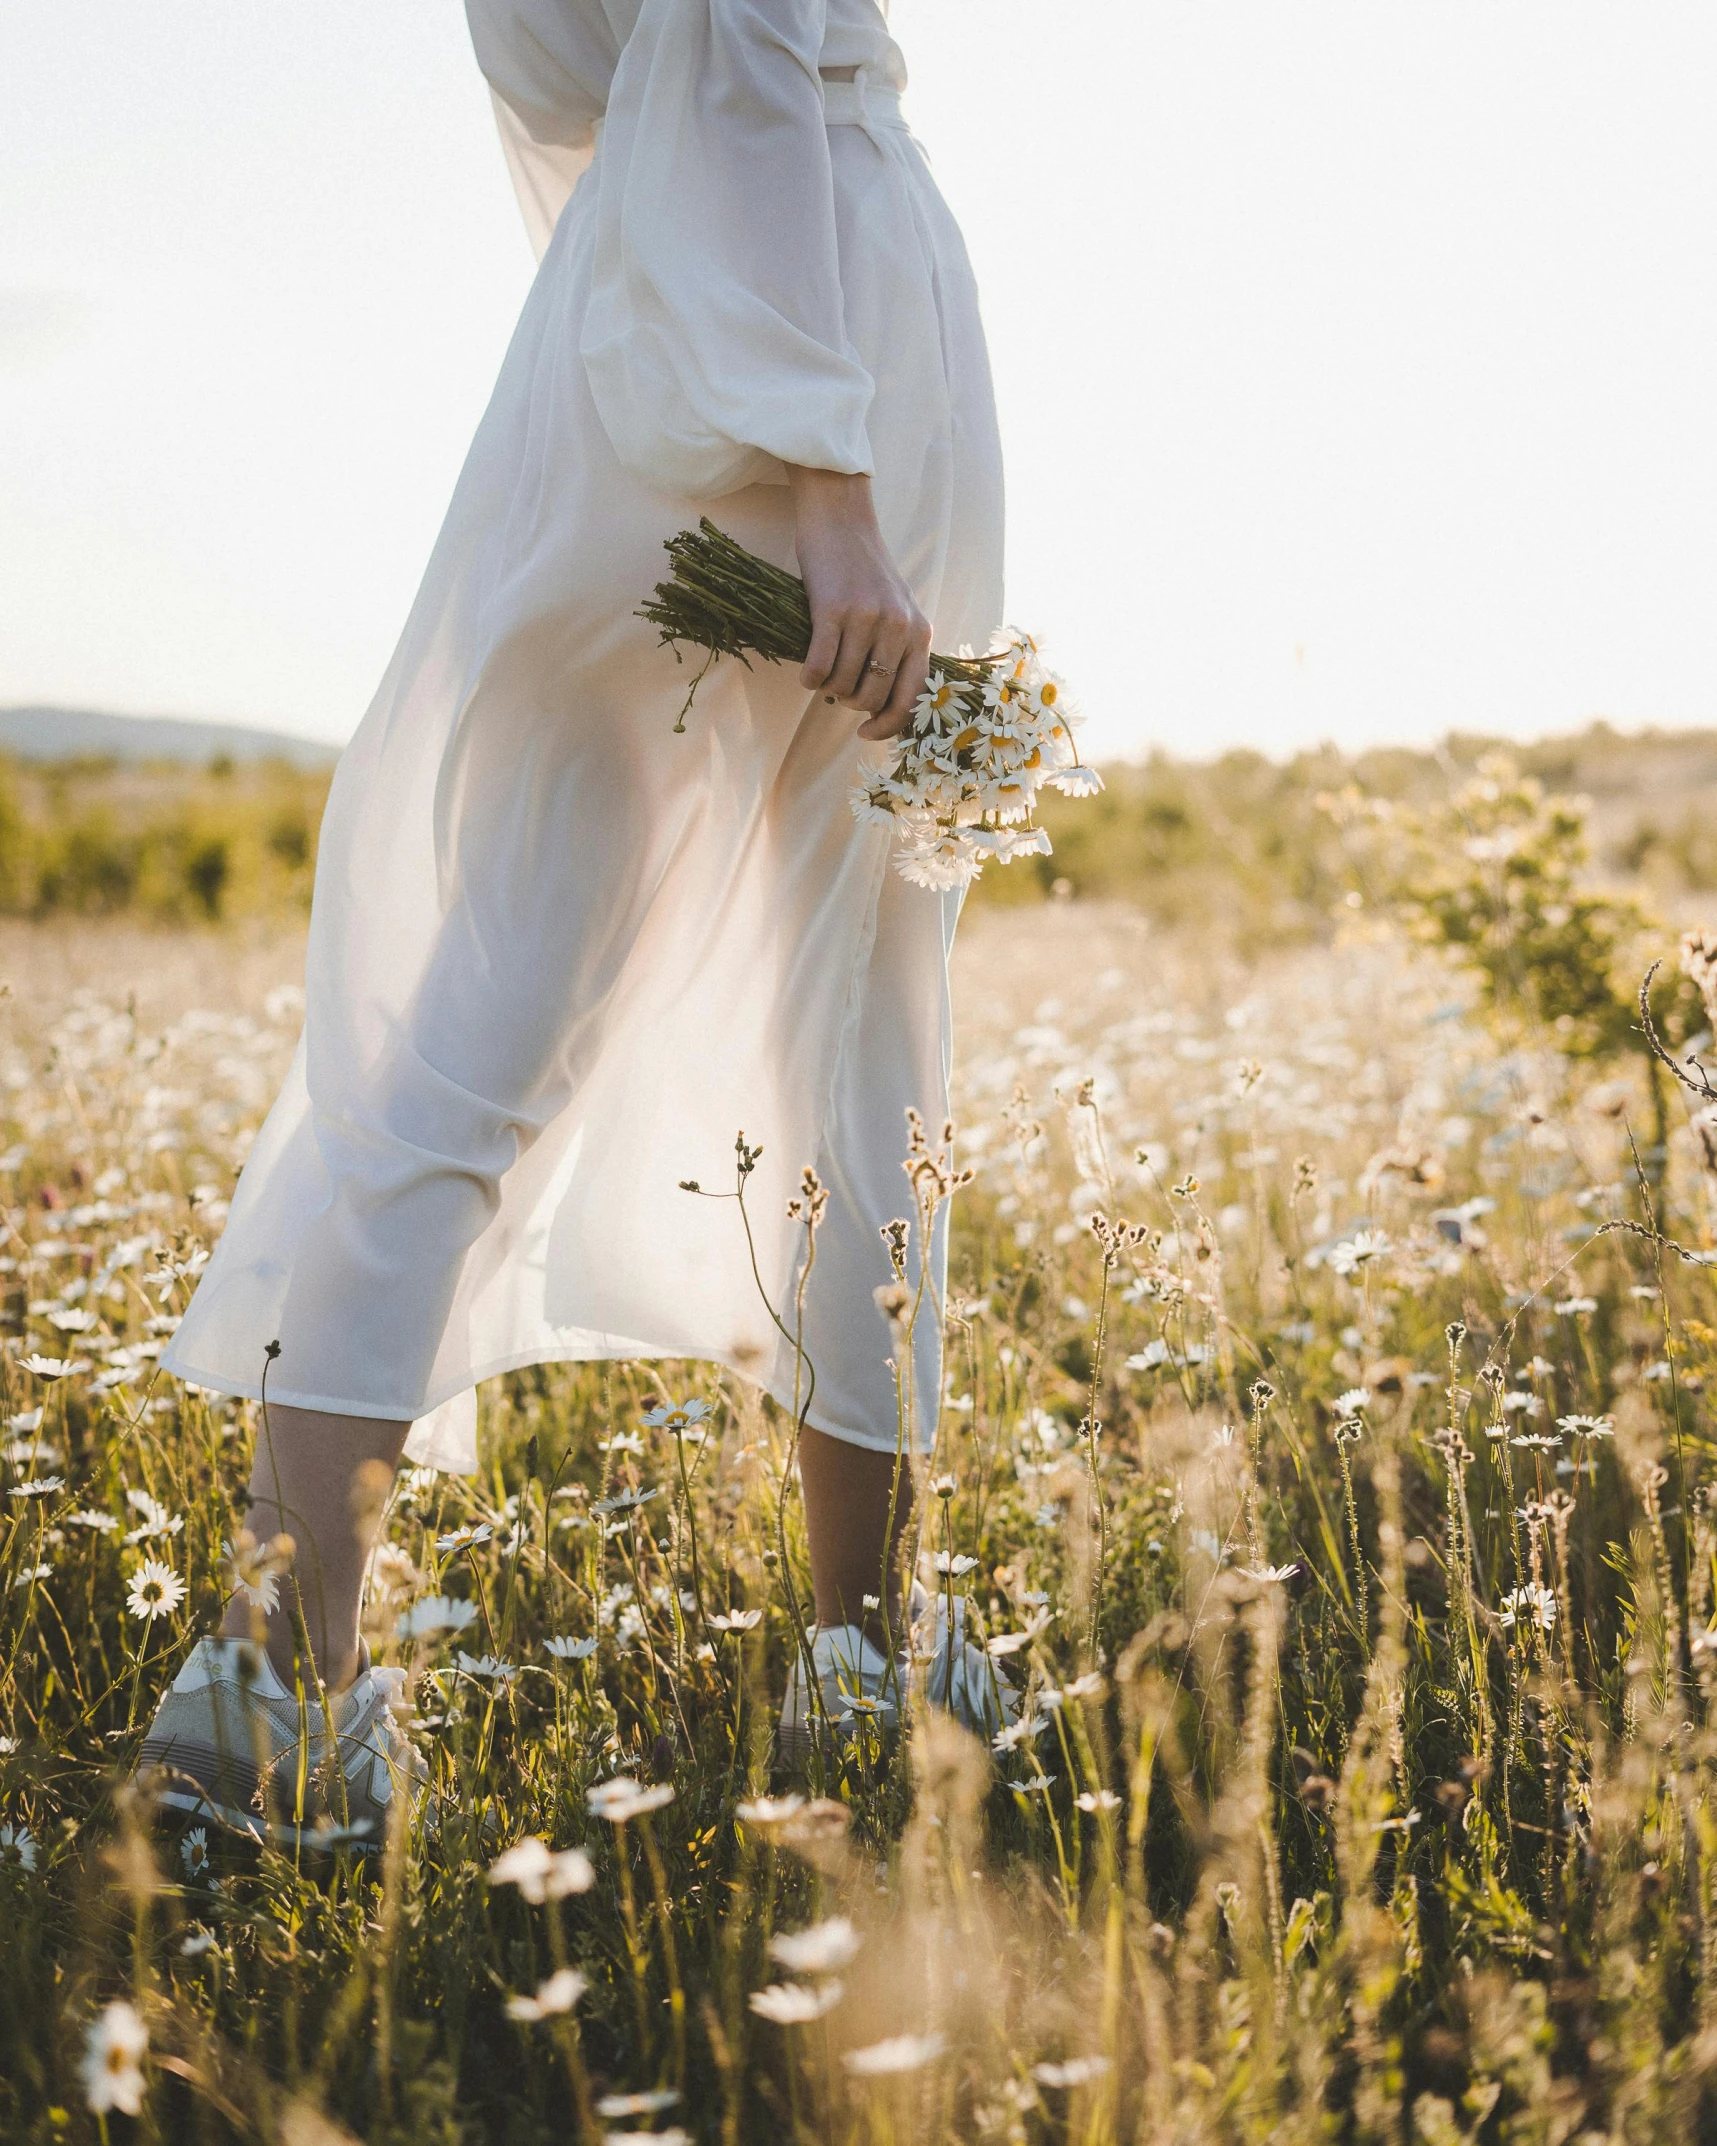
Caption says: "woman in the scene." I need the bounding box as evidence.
[139,0,1005,1835]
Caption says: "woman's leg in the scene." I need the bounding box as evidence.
[220,1404,412,1692]
[797,1425,915,1649]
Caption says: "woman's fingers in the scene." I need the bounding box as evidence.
[822,609,884,704]
[845,625,911,716]
[814,604,931,722]
[800,615,842,691]
[857,624,932,740]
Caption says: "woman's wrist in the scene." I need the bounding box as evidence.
[786,464,877,532]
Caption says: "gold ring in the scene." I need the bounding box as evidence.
[864,657,893,677]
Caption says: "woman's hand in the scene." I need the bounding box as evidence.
[787,466,931,739]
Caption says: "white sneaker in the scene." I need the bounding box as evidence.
[778,1591,1016,1766]
[913,1593,1017,1744]
[778,1623,904,1766]
[135,1636,424,1849]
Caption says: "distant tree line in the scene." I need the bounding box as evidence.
[0,752,330,923]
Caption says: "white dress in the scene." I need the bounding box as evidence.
[162,0,1003,1473]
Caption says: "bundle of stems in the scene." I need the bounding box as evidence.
[641,518,1097,886]
[638,518,995,731]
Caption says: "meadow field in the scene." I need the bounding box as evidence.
[6,745,1717,2142]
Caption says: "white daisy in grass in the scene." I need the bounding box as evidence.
[180,1828,211,1880]
[749,1980,844,2023]
[123,1491,182,1546]
[454,1652,518,1684]
[0,1822,38,1870]
[434,1521,493,1553]
[842,2032,947,2076]
[1499,1583,1558,1634]
[68,1510,119,1533]
[126,1559,186,1622]
[396,1594,478,1640]
[1329,1230,1390,1277]
[1034,2055,1111,2088]
[8,1476,63,1499]
[543,1633,598,1659]
[768,1915,860,1976]
[487,1837,595,1902]
[82,2000,147,2116]
[642,1399,714,1437]
[706,1608,762,1633]
[505,1968,586,2021]
[993,1716,1050,1754]
[587,1776,674,1824]
[596,2090,681,2119]
[222,1529,293,1613]
[735,1794,803,1828]
[593,1487,661,1518]
[1559,1414,1614,1438]
[931,1552,978,1578]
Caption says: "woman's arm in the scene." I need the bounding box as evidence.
[788,467,932,739]
[578,0,876,499]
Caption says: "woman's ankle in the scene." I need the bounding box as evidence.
[218,1603,361,1696]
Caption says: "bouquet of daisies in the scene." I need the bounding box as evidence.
[639,519,1101,888]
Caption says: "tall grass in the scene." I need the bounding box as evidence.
[3,759,1717,2140]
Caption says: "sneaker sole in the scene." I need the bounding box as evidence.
[137,1745,386,1853]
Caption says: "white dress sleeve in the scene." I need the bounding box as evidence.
[466,0,611,258]
[581,0,877,497]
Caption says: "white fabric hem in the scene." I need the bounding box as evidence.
[160,1339,928,1474]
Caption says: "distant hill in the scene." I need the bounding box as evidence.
[0,706,338,770]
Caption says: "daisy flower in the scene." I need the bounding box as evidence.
[641,1399,713,1436]
[769,1916,861,1975]
[223,1529,293,1613]
[0,1822,38,1870]
[488,1836,596,1902]
[505,1968,586,2021]
[82,2001,147,2117]
[843,2033,947,2077]
[586,1776,674,1824]
[126,1559,187,1622]
[748,1980,844,2023]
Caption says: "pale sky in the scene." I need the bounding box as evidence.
[2,2,1714,763]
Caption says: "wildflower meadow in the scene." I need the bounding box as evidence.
[7,757,1717,2142]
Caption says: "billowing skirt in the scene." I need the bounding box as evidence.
[163,103,1003,1471]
